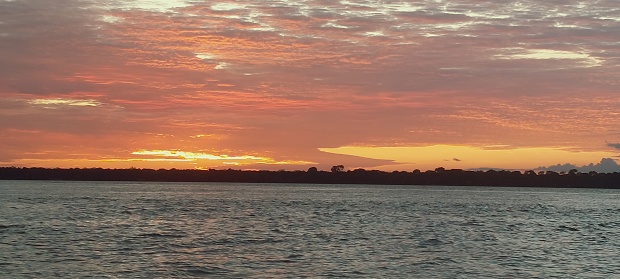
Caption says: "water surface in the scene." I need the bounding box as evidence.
[1,181,619,278]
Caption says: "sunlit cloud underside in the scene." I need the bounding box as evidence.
[132,150,315,167]
[28,98,102,107]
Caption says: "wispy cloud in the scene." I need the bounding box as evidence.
[28,98,102,108]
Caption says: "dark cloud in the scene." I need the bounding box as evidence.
[0,0,124,96]
[537,158,620,173]
[607,143,620,149]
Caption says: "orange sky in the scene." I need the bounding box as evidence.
[1,0,620,172]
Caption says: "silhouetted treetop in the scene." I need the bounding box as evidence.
[0,167,619,189]
[330,165,344,173]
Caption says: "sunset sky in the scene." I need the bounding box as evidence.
[1,0,620,172]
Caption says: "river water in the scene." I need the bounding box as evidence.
[1,181,619,278]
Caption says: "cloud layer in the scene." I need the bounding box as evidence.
[1,0,620,170]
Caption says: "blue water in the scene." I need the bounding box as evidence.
[1,181,619,278]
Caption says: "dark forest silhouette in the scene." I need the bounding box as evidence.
[1,166,619,189]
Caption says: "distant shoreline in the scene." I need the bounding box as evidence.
[1,167,619,189]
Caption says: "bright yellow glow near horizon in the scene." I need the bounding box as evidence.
[319,145,617,170]
[132,150,267,161]
[131,150,316,166]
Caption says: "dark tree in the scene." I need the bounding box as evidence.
[331,165,344,173]
[1,167,619,189]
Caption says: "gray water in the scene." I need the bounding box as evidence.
[1,181,619,278]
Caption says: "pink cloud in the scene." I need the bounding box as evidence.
[1,0,620,170]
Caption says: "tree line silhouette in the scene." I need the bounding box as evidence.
[1,166,619,189]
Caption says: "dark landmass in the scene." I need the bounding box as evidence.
[1,167,620,189]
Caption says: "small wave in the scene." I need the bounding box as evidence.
[266,258,297,264]
[418,238,445,247]
[558,225,579,232]
[0,224,25,231]
[138,232,186,238]
[181,265,233,277]
[462,219,485,226]
[598,222,617,228]
[287,254,304,259]
[207,237,283,246]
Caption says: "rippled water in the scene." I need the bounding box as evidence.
[1,181,619,278]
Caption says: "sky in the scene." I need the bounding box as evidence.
[1,0,620,172]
